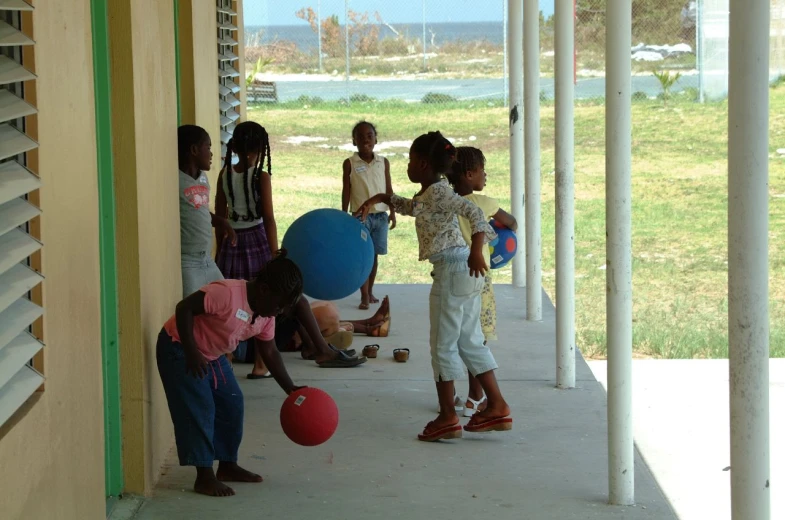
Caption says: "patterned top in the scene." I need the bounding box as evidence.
[390,179,496,261]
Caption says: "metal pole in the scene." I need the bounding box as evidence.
[422,0,427,70]
[503,0,508,106]
[345,0,350,102]
[697,0,704,102]
[555,0,574,386]
[508,0,525,288]
[318,0,323,72]
[606,0,634,506]
[524,0,541,321]
[728,1,771,518]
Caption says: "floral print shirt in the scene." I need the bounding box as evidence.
[390,179,496,261]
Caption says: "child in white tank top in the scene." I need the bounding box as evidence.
[341,121,396,310]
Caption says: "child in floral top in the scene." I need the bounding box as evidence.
[356,131,513,441]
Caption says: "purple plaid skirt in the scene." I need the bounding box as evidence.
[216,223,272,280]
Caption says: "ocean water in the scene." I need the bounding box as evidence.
[246,22,507,51]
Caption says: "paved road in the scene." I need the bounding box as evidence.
[273,75,699,103]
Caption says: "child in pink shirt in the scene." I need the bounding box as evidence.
[157,252,304,497]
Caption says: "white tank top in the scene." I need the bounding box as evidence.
[223,165,265,229]
[348,152,388,213]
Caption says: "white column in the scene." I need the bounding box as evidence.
[728,1,771,518]
[554,0,574,386]
[508,0,525,288]
[344,0,350,100]
[524,0,541,320]
[606,0,634,506]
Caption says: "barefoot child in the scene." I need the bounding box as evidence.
[156,253,305,497]
[214,121,276,379]
[447,146,518,417]
[342,121,396,310]
[356,131,513,441]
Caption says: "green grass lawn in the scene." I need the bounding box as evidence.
[247,85,785,359]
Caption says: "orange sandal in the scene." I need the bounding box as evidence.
[463,414,513,433]
[417,421,462,442]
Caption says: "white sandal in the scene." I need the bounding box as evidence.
[463,395,487,417]
[437,391,465,413]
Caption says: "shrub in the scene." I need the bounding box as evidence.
[422,92,457,104]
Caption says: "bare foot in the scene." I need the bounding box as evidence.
[366,296,389,327]
[216,462,263,483]
[368,293,379,304]
[194,468,236,497]
[359,298,370,310]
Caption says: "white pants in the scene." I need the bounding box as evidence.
[181,252,224,298]
[428,247,498,382]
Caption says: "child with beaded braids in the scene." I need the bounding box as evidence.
[215,122,276,378]
[215,121,366,372]
[356,131,513,442]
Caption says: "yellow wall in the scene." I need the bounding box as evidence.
[108,0,181,494]
[178,0,221,186]
[0,1,106,518]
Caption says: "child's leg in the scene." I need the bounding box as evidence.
[455,277,510,421]
[467,276,497,404]
[155,331,234,497]
[427,261,468,426]
[211,354,263,483]
[367,253,379,303]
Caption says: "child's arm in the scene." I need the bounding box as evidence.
[448,191,497,277]
[175,291,210,378]
[384,157,396,230]
[259,172,278,251]
[492,208,518,231]
[255,338,299,394]
[341,159,352,213]
[215,168,228,219]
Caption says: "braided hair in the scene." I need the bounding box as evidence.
[410,131,457,176]
[177,125,209,167]
[253,249,303,311]
[223,121,272,222]
[447,146,486,187]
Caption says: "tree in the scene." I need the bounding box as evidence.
[296,6,381,58]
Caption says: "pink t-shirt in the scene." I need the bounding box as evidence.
[163,280,275,361]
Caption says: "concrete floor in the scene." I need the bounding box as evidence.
[130,284,676,520]
[589,359,783,520]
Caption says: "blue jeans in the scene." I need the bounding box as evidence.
[429,247,498,381]
[156,330,243,466]
[363,212,389,255]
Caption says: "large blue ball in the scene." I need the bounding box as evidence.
[488,219,517,269]
[282,208,375,301]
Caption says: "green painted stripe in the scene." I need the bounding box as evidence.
[90,0,123,498]
[174,0,181,124]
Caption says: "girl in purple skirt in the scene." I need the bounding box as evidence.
[215,122,277,378]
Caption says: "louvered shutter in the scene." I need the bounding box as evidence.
[217,0,240,158]
[0,0,43,428]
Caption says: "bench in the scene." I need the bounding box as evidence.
[247,80,278,103]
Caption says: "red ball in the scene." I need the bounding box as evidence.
[280,387,339,446]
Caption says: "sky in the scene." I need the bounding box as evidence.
[244,0,555,26]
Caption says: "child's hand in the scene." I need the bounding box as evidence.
[216,218,237,247]
[388,211,397,230]
[468,249,488,278]
[184,346,209,379]
[353,203,372,223]
[287,385,308,395]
